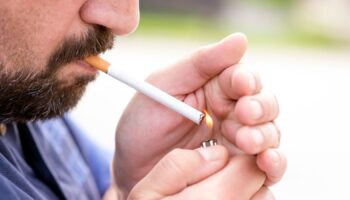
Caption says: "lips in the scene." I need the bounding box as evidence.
[75,59,98,73]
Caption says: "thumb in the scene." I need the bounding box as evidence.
[128,146,229,199]
[147,33,247,95]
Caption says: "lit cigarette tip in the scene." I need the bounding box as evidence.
[204,110,213,129]
[85,55,110,73]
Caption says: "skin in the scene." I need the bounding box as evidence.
[0,0,139,83]
[129,146,267,200]
[114,33,287,199]
[0,0,286,199]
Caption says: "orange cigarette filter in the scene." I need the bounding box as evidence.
[85,56,110,73]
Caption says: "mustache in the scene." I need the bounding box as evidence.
[47,25,114,73]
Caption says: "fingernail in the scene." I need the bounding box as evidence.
[197,147,223,162]
[270,150,280,164]
[250,100,263,120]
[252,129,264,146]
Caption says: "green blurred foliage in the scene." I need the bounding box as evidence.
[135,1,350,49]
[134,12,346,49]
[245,0,294,7]
[135,12,227,40]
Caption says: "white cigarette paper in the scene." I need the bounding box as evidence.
[107,65,204,124]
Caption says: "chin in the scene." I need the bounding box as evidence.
[0,76,91,123]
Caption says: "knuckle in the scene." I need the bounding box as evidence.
[162,149,202,176]
[272,121,281,145]
[164,149,185,171]
[264,92,279,119]
[259,91,279,122]
[272,94,280,117]
[260,122,280,148]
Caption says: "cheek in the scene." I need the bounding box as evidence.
[0,2,84,72]
[0,7,52,71]
[0,10,40,72]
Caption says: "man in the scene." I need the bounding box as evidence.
[0,0,286,199]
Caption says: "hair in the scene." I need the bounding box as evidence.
[0,25,114,123]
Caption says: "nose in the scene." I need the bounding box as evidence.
[80,0,140,35]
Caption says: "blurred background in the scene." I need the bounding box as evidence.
[72,1,350,199]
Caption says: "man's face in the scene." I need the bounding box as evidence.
[0,0,139,122]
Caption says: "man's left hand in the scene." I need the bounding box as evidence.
[113,33,286,195]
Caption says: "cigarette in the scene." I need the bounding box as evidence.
[84,56,205,124]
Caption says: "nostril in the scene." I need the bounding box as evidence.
[80,0,140,36]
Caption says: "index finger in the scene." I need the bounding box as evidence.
[147,33,248,95]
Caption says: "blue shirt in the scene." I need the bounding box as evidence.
[0,114,113,199]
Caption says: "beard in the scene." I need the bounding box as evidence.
[0,25,114,123]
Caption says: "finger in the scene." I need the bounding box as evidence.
[147,33,247,94]
[251,186,275,200]
[203,65,262,119]
[170,155,266,200]
[234,122,281,154]
[218,64,262,100]
[256,149,287,186]
[234,91,279,125]
[129,146,229,199]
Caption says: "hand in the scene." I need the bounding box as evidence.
[128,146,271,200]
[114,33,286,195]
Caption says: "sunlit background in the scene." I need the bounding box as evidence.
[71,1,350,199]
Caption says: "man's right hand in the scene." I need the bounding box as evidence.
[127,146,274,200]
